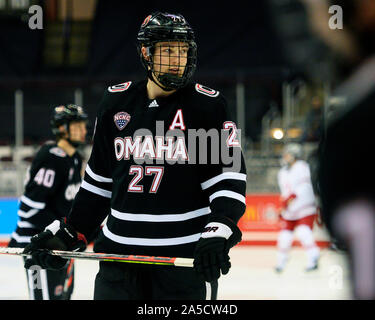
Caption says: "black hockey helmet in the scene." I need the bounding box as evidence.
[50,104,88,143]
[137,12,197,91]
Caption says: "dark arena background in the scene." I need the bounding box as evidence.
[0,0,358,300]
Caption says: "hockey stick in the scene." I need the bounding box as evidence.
[0,247,194,268]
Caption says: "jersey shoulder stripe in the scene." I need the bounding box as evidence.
[195,83,220,98]
[98,80,145,117]
[108,81,132,93]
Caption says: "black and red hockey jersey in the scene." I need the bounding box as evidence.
[67,80,247,258]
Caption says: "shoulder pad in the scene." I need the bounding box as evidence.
[195,83,220,98]
[49,147,67,158]
[108,81,132,93]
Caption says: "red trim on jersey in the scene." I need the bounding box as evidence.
[280,193,296,209]
[108,81,132,92]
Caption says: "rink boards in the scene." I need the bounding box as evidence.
[0,195,331,248]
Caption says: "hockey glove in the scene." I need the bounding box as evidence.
[194,216,242,282]
[24,219,87,270]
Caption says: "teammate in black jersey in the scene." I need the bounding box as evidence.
[23,12,247,300]
[9,104,88,300]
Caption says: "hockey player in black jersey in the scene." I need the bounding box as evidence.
[23,12,247,300]
[9,104,88,300]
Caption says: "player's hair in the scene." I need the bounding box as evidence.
[136,12,197,91]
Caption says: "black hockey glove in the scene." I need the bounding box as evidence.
[24,219,87,270]
[193,216,242,282]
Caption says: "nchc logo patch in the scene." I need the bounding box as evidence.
[114,112,131,131]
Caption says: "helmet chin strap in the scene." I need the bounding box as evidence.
[148,70,175,92]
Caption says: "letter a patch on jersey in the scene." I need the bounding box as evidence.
[169,109,186,131]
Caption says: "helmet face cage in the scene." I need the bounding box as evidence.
[137,12,197,90]
[51,104,88,140]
